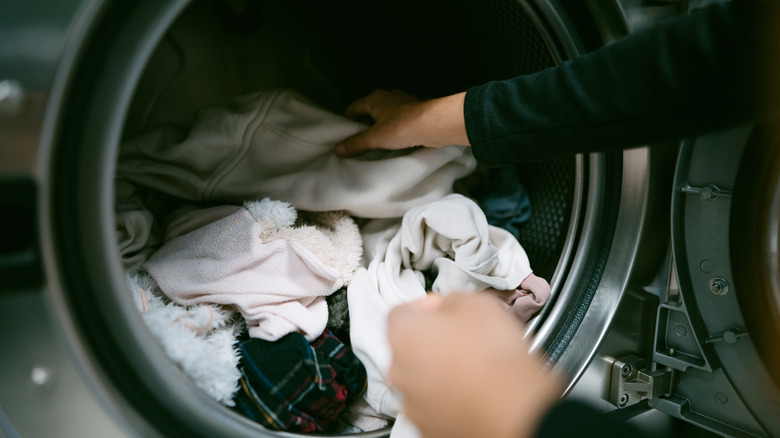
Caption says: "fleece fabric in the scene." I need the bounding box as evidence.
[126,271,242,405]
[144,200,362,342]
[118,88,476,218]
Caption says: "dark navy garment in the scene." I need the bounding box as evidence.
[465,0,780,166]
[474,166,532,239]
[231,329,367,433]
[535,400,649,438]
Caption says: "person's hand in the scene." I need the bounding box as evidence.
[335,89,470,157]
[386,293,563,438]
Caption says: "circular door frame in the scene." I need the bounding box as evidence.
[37,0,656,436]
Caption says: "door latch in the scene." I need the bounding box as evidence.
[608,355,675,408]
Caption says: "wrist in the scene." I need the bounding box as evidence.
[417,92,470,148]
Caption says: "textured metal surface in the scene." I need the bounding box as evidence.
[534,148,652,390]
[668,126,780,436]
[451,0,558,80]
[515,159,576,281]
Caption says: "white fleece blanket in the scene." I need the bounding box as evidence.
[347,194,537,437]
[118,89,476,219]
[127,271,242,406]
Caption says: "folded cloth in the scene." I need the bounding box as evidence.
[231,329,367,433]
[347,194,541,428]
[144,199,362,341]
[118,88,476,219]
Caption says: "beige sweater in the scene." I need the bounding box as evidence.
[118,89,476,219]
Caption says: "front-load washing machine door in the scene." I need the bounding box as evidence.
[1,0,776,436]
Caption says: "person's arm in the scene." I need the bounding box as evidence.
[335,89,469,156]
[337,1,779,164]
[465,0,779,165]
[386,293,649,438]
[386,293,563,438]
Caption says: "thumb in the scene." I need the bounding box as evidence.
[335,132,374,157]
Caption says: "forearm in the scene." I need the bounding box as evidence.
[465,0,780,165]
[417,92,469,148]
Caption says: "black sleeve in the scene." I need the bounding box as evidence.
[464,0,780,166]
[533,400,648,438]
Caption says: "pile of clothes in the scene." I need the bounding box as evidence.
[115,89,550,435]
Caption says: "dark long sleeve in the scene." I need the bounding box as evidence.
[533,400,648,438]
[464,0,780,165]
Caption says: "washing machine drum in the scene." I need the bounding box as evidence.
[40,0,712,436]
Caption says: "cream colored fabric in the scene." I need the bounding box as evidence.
[118,89,476,219]
[347,194,535,425]
[115,179,161,271]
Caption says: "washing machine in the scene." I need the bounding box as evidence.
[1,0,778,436]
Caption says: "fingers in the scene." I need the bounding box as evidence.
[406,293,444,310]
[344,89,412,121]
[386,295,443,351]
[344,92,376,121]
[336,89,435,157]
[335,132,373,157]
[386,293,547,438]
[386,295,444,389]
[336,90,392,157]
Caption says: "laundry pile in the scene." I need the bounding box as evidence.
[115,89,549,435]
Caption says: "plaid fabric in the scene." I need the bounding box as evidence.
[232,329,367,433]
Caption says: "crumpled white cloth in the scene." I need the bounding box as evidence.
[144,201,361,342]
[118,88,476,218]
[347,194,536,436]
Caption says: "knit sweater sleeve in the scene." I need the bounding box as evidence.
[464,0,779,166]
